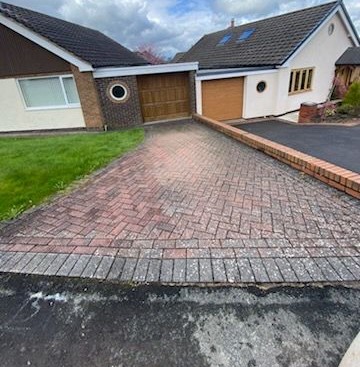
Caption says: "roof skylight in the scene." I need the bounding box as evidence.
[238,29,255,42]
[218,34,232,46]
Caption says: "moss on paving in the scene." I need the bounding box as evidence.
[0,129,144,221]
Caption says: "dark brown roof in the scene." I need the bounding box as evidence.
[179,1,344,69]
[336,47,360,65]
[0,2,148,68]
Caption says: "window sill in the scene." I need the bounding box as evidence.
[25,104,81,112]
[288,89,313,96]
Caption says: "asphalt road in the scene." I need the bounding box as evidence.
[236,121,360,173]
[0,274,359,367]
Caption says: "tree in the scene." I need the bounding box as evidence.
[135,44,165,65]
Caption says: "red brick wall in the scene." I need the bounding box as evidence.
[71,66,104,130]
[298,102,318,123]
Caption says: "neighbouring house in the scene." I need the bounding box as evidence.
[335,47,360,87]
[0,2,198,132]
[178,1,360,121]
[171,52,186,63]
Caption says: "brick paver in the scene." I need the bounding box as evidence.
[0,121,359,283]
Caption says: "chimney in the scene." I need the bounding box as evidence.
[230,18,235,28]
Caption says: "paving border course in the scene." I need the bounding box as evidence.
[193,114,360,199]
[1,249,359,284]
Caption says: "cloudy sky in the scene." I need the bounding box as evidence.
[4,0,360,57]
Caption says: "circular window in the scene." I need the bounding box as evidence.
[328,23,335,35]
[256,81,266,93]
[108,83,129,102]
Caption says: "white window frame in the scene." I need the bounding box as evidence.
[16,74,81,111]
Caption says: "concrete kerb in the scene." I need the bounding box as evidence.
[193,114,360,200]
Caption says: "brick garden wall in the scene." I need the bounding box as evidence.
[95,76,143,130]
[298,102,319,123]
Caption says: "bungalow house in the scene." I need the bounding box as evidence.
[335,47,360,87]
[0,2,198,132]
[178,1,359,121]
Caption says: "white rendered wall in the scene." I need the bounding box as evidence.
[0,78,86,132]
[243,71,279,118]
[275,13,354,115]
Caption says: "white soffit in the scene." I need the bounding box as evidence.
[93,62,199,78]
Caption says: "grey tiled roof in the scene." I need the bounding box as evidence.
[336,47,360,65]
[171,52,186,63]
[0,2,148,68]
[179,2,341,69]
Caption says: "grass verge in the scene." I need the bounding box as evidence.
[0,129,144,221]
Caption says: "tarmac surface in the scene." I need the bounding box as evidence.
[237,120,360,173]
[0,273,359,367]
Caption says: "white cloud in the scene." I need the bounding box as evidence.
[3,0,360,57]
[212,0,283,17]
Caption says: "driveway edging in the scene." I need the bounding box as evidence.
[1,250,359,284]
[193,114,360,199]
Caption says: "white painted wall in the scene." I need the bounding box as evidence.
[0,78,85,132]
[275,12,354,115]
[243,72,279,118]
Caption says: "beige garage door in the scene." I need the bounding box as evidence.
[137,72,190,122]
[202,77,244,121]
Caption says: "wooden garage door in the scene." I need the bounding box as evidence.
[202,77,244,121]
[137,73,190,122]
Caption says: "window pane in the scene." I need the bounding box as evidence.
[19,78,66,108]
[218,34,232,45]
[294,71,301,91]
[63,77,80,104]
[307,69,313,89]
[288,72,293,93]
[300,70,307,90]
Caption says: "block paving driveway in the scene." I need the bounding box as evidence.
[0,121,359,284]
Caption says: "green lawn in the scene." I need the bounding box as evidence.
[0,129,144,221]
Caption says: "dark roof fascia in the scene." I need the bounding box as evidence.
[336,62,360,66]
[198,66,277,77]
[280,1,340,66]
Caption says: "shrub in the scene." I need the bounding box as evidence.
[337,104,356,115]
[342,82,360,116]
